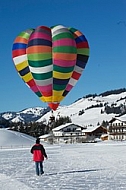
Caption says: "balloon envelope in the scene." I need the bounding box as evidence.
[12,25,89,110]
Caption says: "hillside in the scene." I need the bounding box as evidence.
[0,128,35,147]
[0,89,126,127]
[37,90,126,127]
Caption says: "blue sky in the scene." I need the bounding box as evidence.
[0,0,126,112]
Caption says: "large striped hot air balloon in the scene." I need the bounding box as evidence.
[12,25,89,110]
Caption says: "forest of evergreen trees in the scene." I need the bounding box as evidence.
[0,116,72,138]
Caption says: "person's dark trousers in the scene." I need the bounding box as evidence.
[35,161,44,176]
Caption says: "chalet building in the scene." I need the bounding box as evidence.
[52,123,86,143]
[82,126,107,142]
[108,118,126,140]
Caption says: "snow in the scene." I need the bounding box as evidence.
[11,115,24,123]
[52,123,73,131]
[0,129,126,190]
[20,107,44,115]
[120,115,126,121]
[82,125,101,133]
[0,129,35,148]
[1,91,126,126]
[37,91,126,127]
[2,112,14,120]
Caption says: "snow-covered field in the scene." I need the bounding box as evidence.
[0,141,126,190]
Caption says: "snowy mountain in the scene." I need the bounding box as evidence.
[0,89,126,126]
[0,107,50,124]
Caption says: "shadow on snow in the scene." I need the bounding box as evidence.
[45,168,103,176]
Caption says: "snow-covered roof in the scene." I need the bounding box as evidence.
[119,116,126,122]
[39,134,52,139]
[101,134,108,137]
[52,123,81,131]
[82,125,103,133]
[109,117,126,123]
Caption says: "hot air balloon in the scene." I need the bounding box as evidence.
[12,25,89,110]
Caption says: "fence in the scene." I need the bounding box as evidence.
[0,144,32,149]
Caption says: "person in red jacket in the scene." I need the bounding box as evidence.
[31,138,48,176]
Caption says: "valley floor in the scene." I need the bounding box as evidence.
[0,141,126,190]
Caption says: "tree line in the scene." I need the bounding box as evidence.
[0,116,72,138]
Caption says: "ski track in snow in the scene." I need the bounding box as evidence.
[0,142,126,190]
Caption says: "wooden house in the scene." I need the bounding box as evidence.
[82,125,107,142]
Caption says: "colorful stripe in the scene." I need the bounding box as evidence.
[12,29,44,101]
[62,27,89,98]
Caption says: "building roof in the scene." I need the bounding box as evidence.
[109,117,126,123]
[101,134,108,137]
[39,134,52,139]
[52,123,82,132]
[82,125,106,133]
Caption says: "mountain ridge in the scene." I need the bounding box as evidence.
[0,88,126,126]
